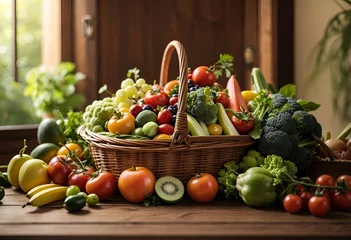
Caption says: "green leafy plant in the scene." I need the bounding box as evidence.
[307,0,351,121]
[24,62,86,118]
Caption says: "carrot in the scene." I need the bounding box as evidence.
[226,75,248,112]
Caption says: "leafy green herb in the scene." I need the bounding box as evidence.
[127,67,140,81]
[297,99,321,112]
[143,194,162,207]
[208,54,235,79]
[279,84,296,98]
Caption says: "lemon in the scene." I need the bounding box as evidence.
[7,141,33,189]
[241,90,258,105]
[18,159,51,193]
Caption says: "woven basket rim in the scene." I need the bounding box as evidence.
[314,156,351,164]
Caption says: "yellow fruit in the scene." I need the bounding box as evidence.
[241,90,258,105]
[26,183,62,198]
[7,141,33,189]
[153,134,172,140]
[26,186,68,207]
[30,143,59,164]
[18,159,51,193]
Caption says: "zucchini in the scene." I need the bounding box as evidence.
[216,103,239,136]
[187,114,207,136]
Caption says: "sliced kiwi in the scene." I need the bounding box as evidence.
[155,176,184,204]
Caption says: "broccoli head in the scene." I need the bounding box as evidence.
[186,86,218,124]
[292,110,321,137]
[286,147,310,175]
[264,112,297,135]
[257,130,295,159]
[268,94,303,117]
[239,149,265,172]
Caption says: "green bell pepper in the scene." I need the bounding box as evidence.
[236,167,277,207]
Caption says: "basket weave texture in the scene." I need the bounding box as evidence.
[79,40,255,184]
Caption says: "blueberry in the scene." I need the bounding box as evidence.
[173,103,178,112]
[142,105,153,111]
[170,115,177,126]
[167,105,177,115]
[188,80,195,88]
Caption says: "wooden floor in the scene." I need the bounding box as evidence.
[1,187,351,240]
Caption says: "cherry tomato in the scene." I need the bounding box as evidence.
[308,195,330,217]
[129,104,143,118]
[297,191,314,210]
[86,171,116,201]
[192,66,216,87]
[330,190,351,210]
[336,175,351,188]
[315,174,336,188]
[86,193,99,207]
[144,89,170,108]
[188,73,193,80]
[215,92,229,108]
[57,143,84,160]
[48,156,72,185]
[187,173,218,203]
[169,96,178,106]
[158,124,174,135]
[107,112,135,135]
[163,80,179,95]
[66,185,81,197]
[208,124,222,135]
[230,116,254,135]
[118,166,156,203]
[283,194,303,213]
[157,109,172,125]
[67,166,95,193]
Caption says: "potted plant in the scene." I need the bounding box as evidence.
[307,0,351,122]
[23,62,86,119]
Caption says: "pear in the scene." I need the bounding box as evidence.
[7,140,33,189]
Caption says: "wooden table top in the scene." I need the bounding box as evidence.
[1,187,351,240]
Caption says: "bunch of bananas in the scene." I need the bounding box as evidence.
[23,184,68,207]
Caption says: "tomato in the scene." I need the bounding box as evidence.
[48,156,72,185]
[308,195,330,217]
[297,191,314,210]
[188,73,192,80]
[283,194,303,213]
[157,109,172,125]
[86,171,116,201]
[67,166,95,193]
[158,124,174,135]
[187,173,218,203]
[208,124,223,135]
[336,175,351,188]
[330,190,351,210]
[107,112,135,135]
[144,89,170,108]
[230,116,254,135]
[215,92,229,108]
[192,66,216,87]
[129,104,143,118]
[57,143,84,160]
[118,166,156,203]
[169,96,178,106]
[163,80,179,95]
[315,174,336,188]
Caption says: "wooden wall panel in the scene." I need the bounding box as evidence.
[97,0,246,97]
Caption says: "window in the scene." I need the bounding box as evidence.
[0,0,42,126]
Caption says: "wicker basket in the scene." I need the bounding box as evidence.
[308,137,351,181]
[79,40,255,184]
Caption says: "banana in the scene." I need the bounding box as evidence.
[25,186,68,207]
[26,183,62,198]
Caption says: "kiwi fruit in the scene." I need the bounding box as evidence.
[155,176,184,204]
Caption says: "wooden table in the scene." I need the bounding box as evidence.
[1,187,351,240]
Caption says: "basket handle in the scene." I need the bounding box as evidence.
[159,40,189,145]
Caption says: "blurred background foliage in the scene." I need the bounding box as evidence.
[0,0,42,125]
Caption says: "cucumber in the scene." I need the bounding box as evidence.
[251,67,269,93]
[199,121,210,136]
[187,114,207,136]
[64,194,86,212]
[216,103,240,136]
